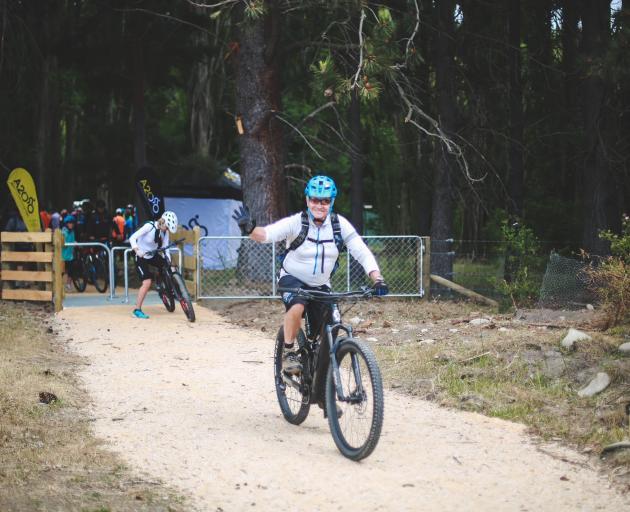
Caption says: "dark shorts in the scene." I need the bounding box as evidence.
[135,254,165,282]
[278,275,330,338]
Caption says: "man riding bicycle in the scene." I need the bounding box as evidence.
[233,175,388,377]
[129,211,178,319]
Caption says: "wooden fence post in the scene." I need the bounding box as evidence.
[52,229,63,312]
[422,237,431,300]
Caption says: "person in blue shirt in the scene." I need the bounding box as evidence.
[62,215,77,292]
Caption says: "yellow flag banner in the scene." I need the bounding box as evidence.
[7,167,41,232]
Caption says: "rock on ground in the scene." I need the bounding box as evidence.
[577,372,611,398]
[561,328,592,350]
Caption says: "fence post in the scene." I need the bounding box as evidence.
[52,229,63,312]
[422,237,431,300]
[192,226,200,300]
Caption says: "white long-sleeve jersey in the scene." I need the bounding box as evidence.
[263,212,379,287]
[129,221,170,260]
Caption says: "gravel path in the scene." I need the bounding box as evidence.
[57,304,629,511]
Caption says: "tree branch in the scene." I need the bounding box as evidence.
[186,0,240,9]
[351,9,366,89]
[271,110,324,159]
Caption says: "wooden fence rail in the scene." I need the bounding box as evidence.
[0,230,63,312]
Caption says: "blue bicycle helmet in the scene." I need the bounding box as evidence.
[304,175,337,199]
[64,215,76,224]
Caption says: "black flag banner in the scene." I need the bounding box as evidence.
[134,166,165,221]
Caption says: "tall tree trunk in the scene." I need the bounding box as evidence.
[579,0,612,254]
[189,33,212,158]
[431,0,457,281]
[349,88,364,233]
[560,0,579,202]
[235,1,285,225]
[132,42,147,169]
[188,6,228,160]
[507,0,524,218]
[60,111,78,208]
[35,54,60,209]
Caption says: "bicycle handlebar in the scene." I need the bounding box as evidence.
[277,286,375,302]
[144,239,185,258]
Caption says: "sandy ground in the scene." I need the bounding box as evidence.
[56,304,630,512]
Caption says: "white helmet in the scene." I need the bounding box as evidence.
[161,211,178,233]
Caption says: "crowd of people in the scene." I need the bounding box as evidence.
[36,200,139,245]
[2,200,140,292]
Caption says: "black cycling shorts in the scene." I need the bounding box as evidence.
[278,275,331,337]
[135,254,165,282]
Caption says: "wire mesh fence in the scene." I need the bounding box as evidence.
[197,236,425,299]
[431,239,595,308]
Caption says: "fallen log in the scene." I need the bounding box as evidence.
[430,274,499,308]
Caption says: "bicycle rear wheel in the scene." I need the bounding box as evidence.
[325,338,384,461]
[274,327,310,425]
[157,273,175,312]
[71,259,87,292]
[93,257,108,293]
[172,272,195,322]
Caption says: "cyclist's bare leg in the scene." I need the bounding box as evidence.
[136,278,152,310]
[283,303,304,345]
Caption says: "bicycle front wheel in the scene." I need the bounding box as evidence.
[325,338,384,461]
[172,272,195,322]
[274,327,310,425]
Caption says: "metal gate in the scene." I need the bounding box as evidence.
[196,235,426,299]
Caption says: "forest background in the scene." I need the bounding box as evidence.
[0,0,628,286]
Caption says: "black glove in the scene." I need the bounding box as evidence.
[231,205,256,235]
[373,279,389,296]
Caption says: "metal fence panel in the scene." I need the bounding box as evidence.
[197,235,425,299]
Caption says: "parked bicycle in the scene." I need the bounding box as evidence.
[147,241,195,323]
[71,246,108,293]
[275,286,384,461]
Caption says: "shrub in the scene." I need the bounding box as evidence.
[495,220,542,308]
[583,214,630,327]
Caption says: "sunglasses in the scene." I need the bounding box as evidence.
[308,198,331,206]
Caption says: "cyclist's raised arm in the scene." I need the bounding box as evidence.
[250,226,267,242]
[259,213,302,244]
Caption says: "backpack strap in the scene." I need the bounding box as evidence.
[143,220,163,247]
[288,211,310,251]
[330,212,345,254]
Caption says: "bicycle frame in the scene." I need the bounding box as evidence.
[292,293,370,407]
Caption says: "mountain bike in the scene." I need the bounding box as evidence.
[275,287,384,461]
[147,241,196,323]
[74,246,108,293]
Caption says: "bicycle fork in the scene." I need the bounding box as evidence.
[327,324,366,405]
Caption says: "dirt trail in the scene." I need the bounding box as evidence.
[57,305,628,512]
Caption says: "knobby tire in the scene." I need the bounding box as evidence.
[325,338,384,461]
[274,327,310,425]
[172,272,195,322]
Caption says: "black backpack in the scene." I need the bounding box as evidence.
[279,211,346,273]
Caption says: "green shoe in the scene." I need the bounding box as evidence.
[133,309,149,319]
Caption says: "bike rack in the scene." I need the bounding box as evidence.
[110,244,131,296]
[121,247,182,304]
[63,242,114,300]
